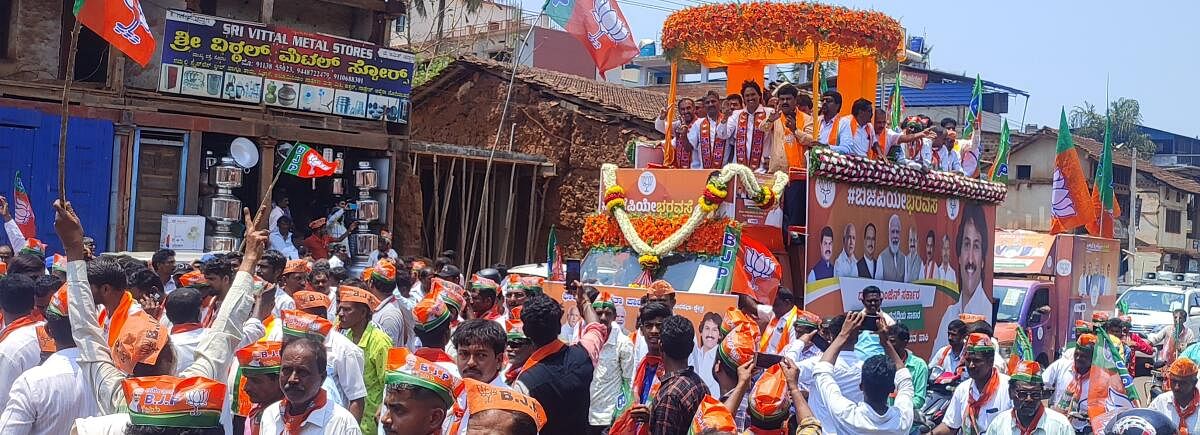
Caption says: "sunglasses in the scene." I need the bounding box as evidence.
[1013,390,1042,400]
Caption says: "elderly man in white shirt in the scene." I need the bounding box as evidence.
[1149,356,1200,432]
[258,338,363,434]
[833,222,859,278]
[813,312,915,435]
[828,98,877,158]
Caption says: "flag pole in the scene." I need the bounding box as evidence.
[57,19,82,201]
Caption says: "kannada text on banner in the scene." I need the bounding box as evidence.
[159,10,415,123]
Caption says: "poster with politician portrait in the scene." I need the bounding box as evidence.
[805,177,996,358]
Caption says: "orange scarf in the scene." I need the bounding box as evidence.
[781,114,808,169]
[282,389,327,435]
[103,292,136,347]
[1178,393,1198,435]
[964,372,1000,435]
[508,340,565,384]
[1016,405,1044,435]
[0,313,40,343]
[759,308,796,353]
[170,322,203,335]
[867,129,888,160]
[1055,370,1086,413]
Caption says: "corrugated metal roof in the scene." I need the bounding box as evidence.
[879,82,973,107]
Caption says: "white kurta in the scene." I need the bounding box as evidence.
[983,408,1074,435]
[796,351,864,435]
[0,348,101,435]
[259,397,363,435]
[0,320,44,408]
[942,373,1014,433]
[170,327,208,374]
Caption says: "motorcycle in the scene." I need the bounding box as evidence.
[1146,360,1168,400]
[916,372,962,433]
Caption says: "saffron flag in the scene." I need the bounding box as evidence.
[731,234,782,305]
[988,119,1011,183]
[12,171,35,240]
[547,227,564,281]
[1087,333,1137,433]
[74,0,157,66]
[1050,109,1097,234]
[962,74,983,140]
[281,143,336,178]
[547,0,639,73]
[1086,112,1122,238]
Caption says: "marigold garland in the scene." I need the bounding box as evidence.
[661,2,904,64]
[583,214,737,256]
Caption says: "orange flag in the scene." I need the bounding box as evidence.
[731,234,782,305]
[74,0,157,66]
[1050,109,1097,234]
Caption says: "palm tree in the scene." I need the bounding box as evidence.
[1068,97,1155,157]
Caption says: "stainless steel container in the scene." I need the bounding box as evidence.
[356,199,381,221]
[209,161,245,189]
[354,164,378,189]
[352,233,378,257]
[331,178,345,195]
[206,235,238,252]
[203,195,242,221]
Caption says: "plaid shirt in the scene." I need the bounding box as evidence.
[649,366,708,435]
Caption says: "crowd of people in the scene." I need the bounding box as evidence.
[654,80,979,176]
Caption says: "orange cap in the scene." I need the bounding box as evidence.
[112,312,170,374]
[463,378,547,431]
[122,375,226,428]
[280,309,333,339]
[647,280,676,297]
[293,291,332,311]
[689,395,737,433]
[1171,357,1199,377]
[236,341,283,374]
[750,364,791,424]
[283,260,311,275]
[338,285,381,310]
[179,270,208,289]
[363,259,398,282]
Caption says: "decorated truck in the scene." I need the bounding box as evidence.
[991,230,1120,366]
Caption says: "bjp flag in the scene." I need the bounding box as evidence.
[546,0,639,73]
[74,0,157,66]
[731,234,782,305]
[1050,108,1096,234]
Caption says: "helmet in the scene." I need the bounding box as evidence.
[1103,408,1177,435]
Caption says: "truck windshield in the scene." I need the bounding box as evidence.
[994,285,1028,323]
[581,249,723,292]
[1119,290,1185,312]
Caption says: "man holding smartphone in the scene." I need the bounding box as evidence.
[855,286,897,358]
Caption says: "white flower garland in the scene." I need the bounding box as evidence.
[600,163,788,259]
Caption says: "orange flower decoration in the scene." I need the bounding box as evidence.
[581,213,737,257]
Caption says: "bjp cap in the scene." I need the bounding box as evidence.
[293,291,332,311]
[280,309,334,340]
[236,341,283,375]
[282,259,311,276]
[122,375,226,428]
[463,378,547,431]
[414,292,452,333]
[386,348,461,407]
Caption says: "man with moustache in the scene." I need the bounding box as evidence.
[834,223,859,278]
[763,83,814,173]
[933,204,993,352]
[858,223,881,279]
[260,338,363,434]
[932,333,1013,435]
[984,361,1073,434]
[878,215,906,282]
[807,226,835,282]
[722,80,774,172]
[655,98,700,169]
[922,230,938,280]
[904,228,923,283]
[816,90,846,144]
[689,91,731,169]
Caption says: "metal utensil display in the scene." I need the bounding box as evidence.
[349,161,379,274]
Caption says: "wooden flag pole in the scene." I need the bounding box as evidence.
[58,19,83,201]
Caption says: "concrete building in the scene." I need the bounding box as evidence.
[999,127,1200,277]
[0,0,408,253]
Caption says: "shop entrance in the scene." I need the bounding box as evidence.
[129,130,188,251]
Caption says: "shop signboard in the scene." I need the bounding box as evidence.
[804,177,997,357]
[158,10,415,124]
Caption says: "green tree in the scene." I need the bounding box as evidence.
[1068,98,1156,157]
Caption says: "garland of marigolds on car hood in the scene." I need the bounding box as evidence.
[599,163,788,274]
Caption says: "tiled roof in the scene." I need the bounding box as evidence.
[1017,127,1200,194]
[449,56,667,124]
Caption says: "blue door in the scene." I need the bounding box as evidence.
[0,107,114,254]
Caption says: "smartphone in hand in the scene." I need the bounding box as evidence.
[755,353,784,369]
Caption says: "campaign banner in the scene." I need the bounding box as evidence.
[543,282,738,338]
[158,10,415,123]
[994,230,1056,275]
[604,169,734,217]
[1063,235,1120,325]
[805,177,996,358]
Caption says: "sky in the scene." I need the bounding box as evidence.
[518,0,1200,137]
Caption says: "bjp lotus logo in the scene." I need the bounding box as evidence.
[589,0,631,49]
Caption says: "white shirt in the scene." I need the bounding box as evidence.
[69,413,129,435]
[366,249,398,268]
[796,351,863,435]
[4,219,27,251]
[938,264,957,283]
[818,114,840,143]
[833,250,858,278]
[1043,358,1090,430]
[784,339,822,365]
[170,327,208,374]
[269,230,299,260]
[0,348,100,435]
[686,116,723,169]
[258,396,363,435]
[830,116,875,157]
[814,362,914,435]
[328,255,345,269]
[984,408,1075,435]
[943,373,1013,433]
[1149,326,1198,362]
[1150,391,1200,431]
[273,287,296,318]
[933,284,992,351]
[589,323,635,425]
[933,145,964,174]
[928,344,962,381]
[0,319,44,408]
[269,205,286,234]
